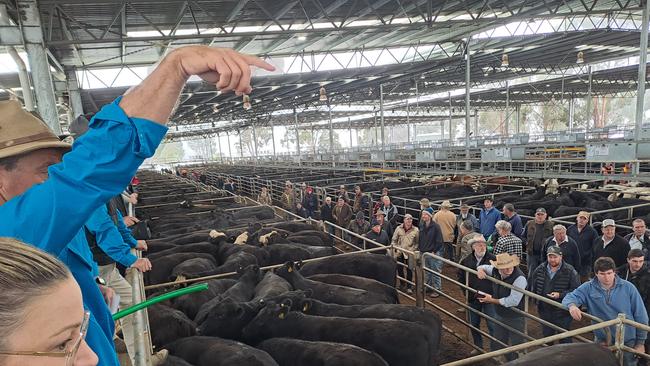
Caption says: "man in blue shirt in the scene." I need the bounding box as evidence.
[479,197,501,239]
[563,257,648,365]
[0,46,275,365]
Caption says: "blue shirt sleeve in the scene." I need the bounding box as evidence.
[499,275,527,308]
[562,282,589,309]
[115,210,138,248]
[86,206,138,267]
[0,97,167,257]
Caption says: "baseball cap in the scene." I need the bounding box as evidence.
[403,214,413,220]
[602,219,616,228]
[547,246,563,256]
[536,208,547,214]
[577,211,590,219]
[371,219,381,227]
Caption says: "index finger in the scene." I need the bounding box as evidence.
[242,54,276,72]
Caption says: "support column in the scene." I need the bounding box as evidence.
[465,38,472,169]
[293,108,301,166]
[406,99,411,143]
[227,132,233,161]
[474,109,479,137]
[516,104,521,134]
[311,123,316,155]
[635,0,649,141]
[328,106,334,154]
[270,119,276,158]
[448,92,453,140]
[251,120,258,163]
[374,111,379,143]
[217,132,224,163]
[569,97,575,132]
[238,129,244,158]
[505,81,510,137]
[586,65,593,134]
[348,117,353,147]
[380,84,386,151]
[65,68,84,119]
[19,0,60,133]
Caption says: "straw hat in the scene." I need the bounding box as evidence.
[489,253,520,269]
[0,99,70,159]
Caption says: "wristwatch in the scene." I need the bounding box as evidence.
[95,277,106,286]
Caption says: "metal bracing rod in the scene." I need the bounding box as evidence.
[448,91,453,140]
[505,81,510,137]
[216,132,223,163]
[635,0,650,141]
[586,65,593,133]
[293,108,301,166]
[348,117,353,147]
[328,106,334,155]
[238,129,244,158]
[569,97,575,132]
[251,120,258,160]
[270,119,276,158]
[226,132,232,160]
[406,98,411,143]
[380,84,386,151]
[464,38,471,166]
[516,104,521,134]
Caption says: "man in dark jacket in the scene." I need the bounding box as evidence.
[528,245,580,343]
[348,211,370,248]
[364,219,390,253]
[593,219,631,268]
[458,235,496,350]
[320,196,335,235]
[352,185,370,216]
[302,187,318,218]
[541,224,581,274]
[625,219,650,260]
[567,211,599,278]
[617,249,650,364]
[375,210,394,239]
[419,210,444,296]
[522,208,554,275]
[503,203,524,239]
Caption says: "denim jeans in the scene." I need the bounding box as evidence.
[487,306,526,361]
[425,250,444,290]
[468,300,495,349]
[623,341,640,366]
[539,308,573,344]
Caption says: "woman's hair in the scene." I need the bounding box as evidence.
[0,237,70,349]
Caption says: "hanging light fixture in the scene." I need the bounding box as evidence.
[576,51,585,64]
[501,54,510,68]
[243,95,251,110]
[319,86,328,102]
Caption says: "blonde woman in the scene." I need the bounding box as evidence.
[0,237,97,366]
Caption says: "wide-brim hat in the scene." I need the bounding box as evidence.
[489,253,520,269]
[441,200,453,208]
[0,99,70,159]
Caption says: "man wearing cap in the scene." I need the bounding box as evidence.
[337,185,350,204]
[458,236,496,352]
[364,218,390,250]
[348,211,370,247]
[479,197,501,239]
[477,253,528,361]
[0,46,274,365]
[563,257,648,365]
[302,186,318,218]
[523,207,554,274]
[625,219,650,259]
[320,196,335,235]
[379,195,399,229]
[493,220,524,260]
[528,245,580,344]
[434,200,457,260]
[593,219,631,268]
[567,211,599,278]
[352,185,370,216]
[618,249,650,365]
[375,210,394,239]
[541,224,581,273]
[391,213,420,293]
[457,203,479,233]
[457,220,481,261]
[502,203,523,239]
[419,209,444,296]
[420,198,434,215]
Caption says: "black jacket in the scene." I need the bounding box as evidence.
[593,235,631,268]
[320,203,334,223]
[617,263,650,313]
[458,251,497,302]
[528,261,580,315]
[364,229,391,247]
[418,220,443,253]
[567,224,599,266]
[541,236,582,273]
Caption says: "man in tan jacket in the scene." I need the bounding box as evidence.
[434,200,457,260]
[391,214,420,293]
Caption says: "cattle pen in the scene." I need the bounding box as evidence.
[120,168,650,366]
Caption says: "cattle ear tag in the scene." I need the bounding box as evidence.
[278,312,285,319]
[302,303,309,312]
[288,266,293,273]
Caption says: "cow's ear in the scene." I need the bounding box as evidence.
[301,299,312,313]
[295,261,303,270]
[285,261,294,272]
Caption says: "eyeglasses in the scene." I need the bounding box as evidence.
[0,311,90,366]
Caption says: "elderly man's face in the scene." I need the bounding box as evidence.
[633,221,647,237]
[0,148,64,203]
[325,197,331,204]
[403,217,413,229]
[602,226,615,240]
[382,196,390,206]
[460,207,469,215]
[535,212,547,223]
[498,267,515,277]
[473,241,487,257]
[554,229,567,242]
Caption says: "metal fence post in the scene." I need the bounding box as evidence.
[615,313,626,366]
[414,251,425,308]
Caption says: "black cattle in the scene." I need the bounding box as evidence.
[171,257,218,281]
[231,206,276,221]
[287,235,329,247]
[147,253,216,285]
[272,221,317,233]
[148,304,196,348]
[165,336,278,366]
[504,343,618,366]
[257,338,389,366]
[160,355,194,366]
[252,272,293,302]
[242,301,431,366]
[148,231,212,246]
[289,229,333,245]
[300,298,442,364]
[194,265,261,324]
[147,242,218,261]
[306,274,397,304]
[172,278,237,319]
[297,253,397,287]
[197,290,308,340]
[216,241,270,267]
[264,243,335,264]
[213,251,260,275]
[275,262,391,306]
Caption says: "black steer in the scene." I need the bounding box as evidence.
[257,338,389,366]
[306,274,398,304]
[297,253,397,287]
[504,343,618,366]
[165,336,278,366]
[148,304,196,348]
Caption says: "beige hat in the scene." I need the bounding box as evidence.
[420,198,431,206]
[0,99,70,159]
[441,200,453,208]
[577,211,590,219]
[490,253,520,269]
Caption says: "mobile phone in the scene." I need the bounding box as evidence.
[477,291,487,298]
